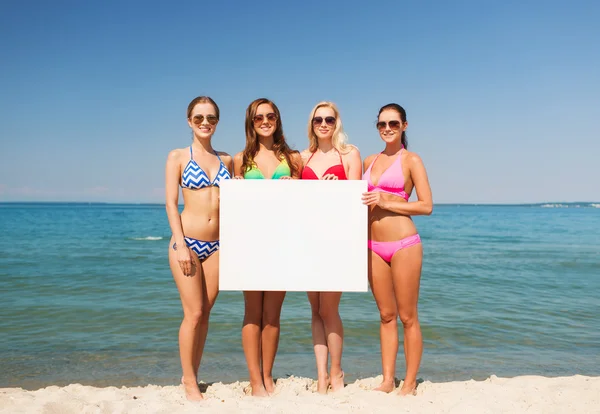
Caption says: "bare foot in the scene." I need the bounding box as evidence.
[181,376,204,401]
[330,371,345,392]
[250,382,269,397]
[373,379,395,393]
[264,376,276,394]
[398,381,417,396]
[317,374,330,394]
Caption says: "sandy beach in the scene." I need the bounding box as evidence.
[2,374,599,414]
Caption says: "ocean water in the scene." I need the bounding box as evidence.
[1,202,599,390]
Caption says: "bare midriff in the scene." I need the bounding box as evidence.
[180,187,221,241]
[368,201,418,242]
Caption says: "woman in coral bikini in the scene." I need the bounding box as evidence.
[300,101,362,393]
[165,96,233,400]
[361,103,433,396]
[233,98,303,396]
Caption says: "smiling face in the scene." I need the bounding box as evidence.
[312,106,336,141]
[187,102,219,139]
[377,108,407,145]
[252,103,278,139]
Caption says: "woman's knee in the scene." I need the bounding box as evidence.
[318,304,339,322]
[262,308,282,327]
[244,305,262,324]
[398,309,418,328]
[379,309,398,325]
[183,308,204,327]
[200,304,214,322]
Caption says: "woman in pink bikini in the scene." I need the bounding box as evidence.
[300,101,362,393]
[361,103,433,396]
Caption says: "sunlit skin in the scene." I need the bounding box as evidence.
[233,102,302,397]
[300,104,362,394]
[361,107,433,396]
[165,101,233,401]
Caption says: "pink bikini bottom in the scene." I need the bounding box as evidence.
[368,233,421,263]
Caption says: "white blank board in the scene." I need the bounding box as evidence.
[219,180,368,292]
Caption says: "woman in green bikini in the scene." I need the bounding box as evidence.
[233,98,302,396]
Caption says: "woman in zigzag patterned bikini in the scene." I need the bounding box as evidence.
[165,96,233,401]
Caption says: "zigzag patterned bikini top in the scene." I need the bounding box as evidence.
[181,146,231,190]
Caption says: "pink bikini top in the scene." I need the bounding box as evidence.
[362,147,409,201]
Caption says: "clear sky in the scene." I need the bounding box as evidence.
[1,0,598,204]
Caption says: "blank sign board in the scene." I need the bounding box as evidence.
[219,180,368,292]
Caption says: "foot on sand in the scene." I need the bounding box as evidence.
[317,374,330,394]
[374,379,395,393]
[181,376,203,401]
[398,381,417,396]
[264,376,276,394]
[330,371,345,392]
[249,381,269,397]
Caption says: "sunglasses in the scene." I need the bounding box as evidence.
[312,116,336,127]
[376,120,402,130]
[192,114,218,125]
[253,113,278,124]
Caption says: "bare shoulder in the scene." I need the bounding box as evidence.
[343,145,362,159]
[216,151,232,161]
[233,151,244,162]
[291,151,303,162]
[363,153,377,168]
[300,149,312,162]
[167,147,186,162]
[404,150,425,167]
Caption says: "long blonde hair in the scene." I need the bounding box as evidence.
[306,101,351,154]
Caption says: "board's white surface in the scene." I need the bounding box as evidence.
[219,180,368,292]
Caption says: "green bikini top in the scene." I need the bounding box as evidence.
[244,158,291,179]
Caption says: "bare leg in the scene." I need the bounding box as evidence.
[319,292,344,392]
[261,291,286,394]
[391,243,423,396]
[368,249,397,393]
[308,292,329,393]
[242,291,268,397]
[193,251,220,379]
[169,245,204,401]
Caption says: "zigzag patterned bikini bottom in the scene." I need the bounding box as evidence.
[172,237,220,262]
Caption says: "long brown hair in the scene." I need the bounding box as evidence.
[240,98,299,176]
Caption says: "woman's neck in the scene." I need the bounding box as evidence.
[258,135,274,151]
[383,141,403,155]
[316,138,334,153]
[191,136,214,153]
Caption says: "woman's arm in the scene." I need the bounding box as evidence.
[300,149,311,167]
[165,150,186,244]
[345,146,363,180]
[362,152,433,216]
[233,152,244,178]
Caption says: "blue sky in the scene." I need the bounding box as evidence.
[1,0,598,204]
